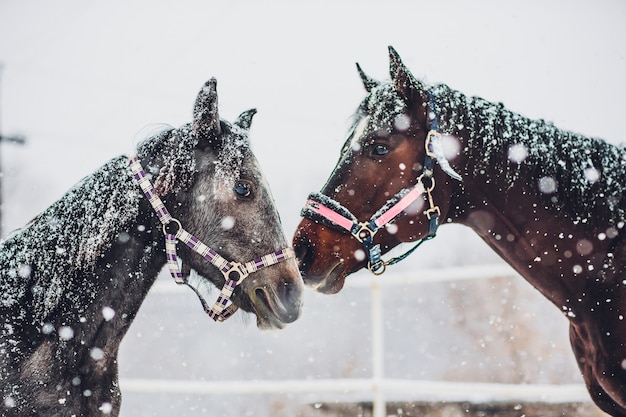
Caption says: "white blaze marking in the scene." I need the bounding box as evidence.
[349,116,370,151]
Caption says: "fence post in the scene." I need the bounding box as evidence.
[371,278,386,417]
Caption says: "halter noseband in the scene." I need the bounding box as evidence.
[301,93,459,275]
[129,155,295,322]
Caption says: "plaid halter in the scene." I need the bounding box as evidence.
[129,155,295,322]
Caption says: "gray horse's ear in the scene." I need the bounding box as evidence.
[388,46,422,100]
[356,63,379,92]
[234,108,257,130]
[193,78,221,139]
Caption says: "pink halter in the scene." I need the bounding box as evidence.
[302,167,439,275]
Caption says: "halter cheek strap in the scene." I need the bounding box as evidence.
[129,155,294,322]
[301,92,459,275]
[303,169,439,275]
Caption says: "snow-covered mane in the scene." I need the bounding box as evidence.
[346,78,626,228]
[0,156,139,319]
[431,82,626,228]
[0,127,208,321]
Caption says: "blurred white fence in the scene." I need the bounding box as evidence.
[120,264,591,417]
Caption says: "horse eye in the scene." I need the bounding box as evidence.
[372,144,389,157]
[234,181,252,198]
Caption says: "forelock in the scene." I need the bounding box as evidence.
[214,122,252,181]
[348,82,408,139]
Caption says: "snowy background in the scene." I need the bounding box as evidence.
[1,1,625,416]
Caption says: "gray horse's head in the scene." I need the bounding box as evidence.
[138,78,303,329]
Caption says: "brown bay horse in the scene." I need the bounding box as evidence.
[293,46,626,416]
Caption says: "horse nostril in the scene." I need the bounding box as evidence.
[294,236,314,272]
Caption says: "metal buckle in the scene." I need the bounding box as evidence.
[353,222,377,243]
[221,262,248,284]
[417,174,436,193]
[425,205,441,218]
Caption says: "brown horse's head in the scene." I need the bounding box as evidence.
[293,47,463,294]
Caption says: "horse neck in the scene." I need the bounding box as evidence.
[441,96,621,310]
[5,156,167,361]
[73,161,168,352]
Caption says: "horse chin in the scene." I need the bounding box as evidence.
[247,281,302,330]
[305,261,349,295]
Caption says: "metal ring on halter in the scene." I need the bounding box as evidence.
[221,262,248,284]
[368,260,386,276]
[417,174,436,193]
[162,218,182,237]
[354,222,377,243]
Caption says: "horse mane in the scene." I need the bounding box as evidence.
[430,82,626,228]
[136,125,198,196]
[0,119,255,320]
[0,155,141,318]
[0,126,206,320]
[346,80,626,227]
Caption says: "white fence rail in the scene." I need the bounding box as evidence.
[120,264,592,417]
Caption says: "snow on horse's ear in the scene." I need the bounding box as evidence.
[233,108,257,131]
[356,62,379,93]
[193,77,222,150]
[388,46,426,103]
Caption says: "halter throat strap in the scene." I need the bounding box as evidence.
[129,155,294,322]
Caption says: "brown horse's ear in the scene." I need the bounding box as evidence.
[356,63,379,92]
[388,46,424,101]
[193,78,221,142]
[233,108,257,130]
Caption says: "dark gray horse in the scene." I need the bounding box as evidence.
[0,78,303,417]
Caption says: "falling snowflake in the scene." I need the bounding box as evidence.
[102,306,116,321]
[583,167,601,184]
[393,114,411,131]
[538,177,557,194]
[385,223,399,234]
[90,347,104,361]
[99,402,113,415]
[507,144,528,164]
[221,216,235,231]
[58,326,74,341]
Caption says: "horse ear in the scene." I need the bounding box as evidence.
[234,108,257,130]
[356,63,379,92]
[193,78,221,139]
[388,46,423,101]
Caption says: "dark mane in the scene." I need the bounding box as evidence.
[430,82,626,228]
[136,125,198,196]
[0,126,205,321]
[0,156,140,321]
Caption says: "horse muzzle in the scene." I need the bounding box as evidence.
[292,227,351,295]
[244,264,304,329]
